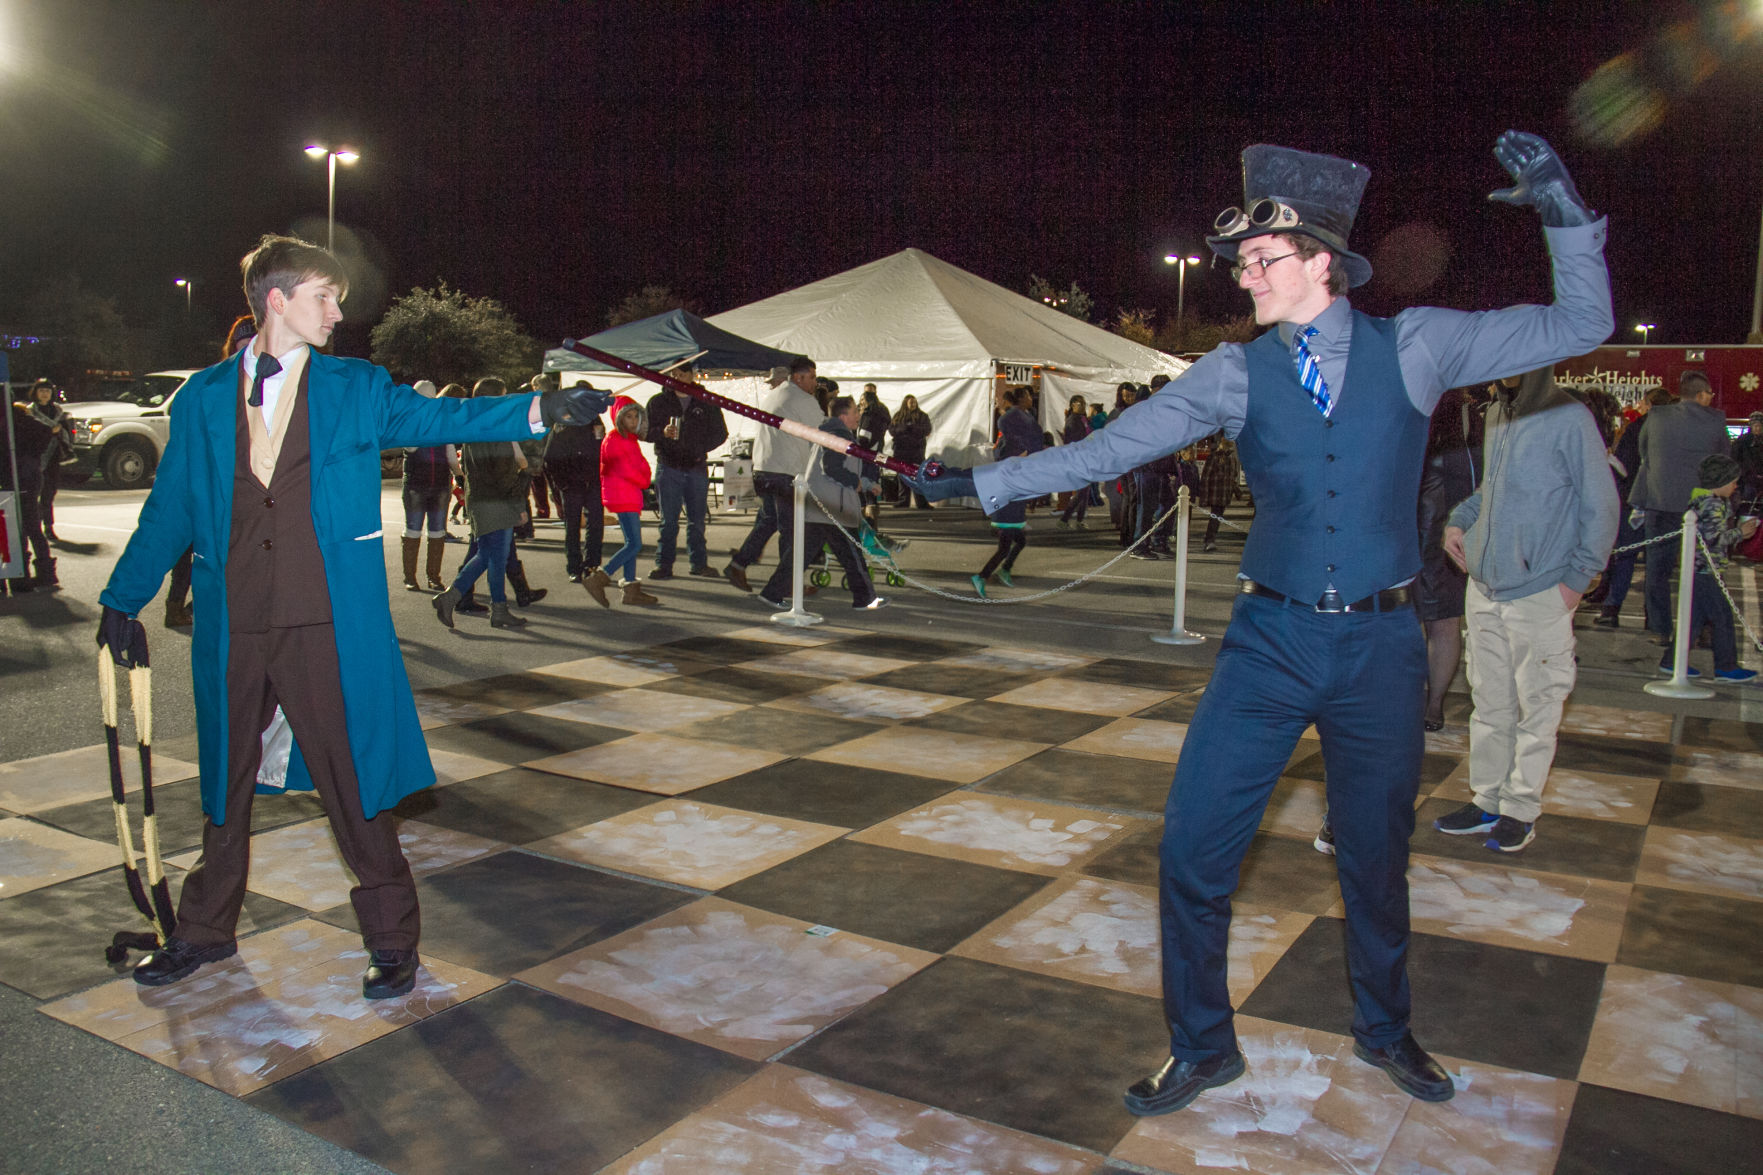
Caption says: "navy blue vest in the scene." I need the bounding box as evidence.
[1236,312,1430,603]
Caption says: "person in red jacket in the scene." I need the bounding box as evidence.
[585,398,658,606]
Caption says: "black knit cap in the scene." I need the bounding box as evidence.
[1699,453,1742,489]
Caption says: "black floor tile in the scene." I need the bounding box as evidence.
[1553,732,1675,776]
[31,779,325,856]
[976,748,1170,815]
[422,712,627,765]
[1412,797,1646,882]
[689,758,959,829]
[1673,716,1763,754]
[718,840,1050,953]
[1081,821,1161,887]
[1058,657,1213,692]
[1616,884,1763,988]
[1554,1083,1763,1175]
[389,768,654,845]
[246,983,758,1175]
[314,850,694,976]
[834,633,984,661]
[0,869,304,1000]
[1285,750,1461,789]
[637,666,828,704]
[421,671,613,711]
[1650,780,1763,837]
[787,956,1162,1153]
[904,702,1114,746]
[1128,690,1206,723]
[1233,832,1344,914]
[863,664,1039,700]
[668,707,881,756]
[1239,918,1606,1080]
[651,634,792,664]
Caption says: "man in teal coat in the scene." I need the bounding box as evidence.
[98,234,607,998]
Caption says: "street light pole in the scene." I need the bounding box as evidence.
[304,145,359,253]
[1165,254,1201,347]
[1751,194,1763,343]
[1635,322,1656,345]
[174,278,192,315]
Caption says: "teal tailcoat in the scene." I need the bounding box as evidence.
[101,349,541,823]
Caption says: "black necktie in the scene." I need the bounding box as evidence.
[249,353,281,408]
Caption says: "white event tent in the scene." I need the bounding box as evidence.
[706,248,1190,467]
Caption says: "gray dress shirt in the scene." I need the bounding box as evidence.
[974,220,1613,512]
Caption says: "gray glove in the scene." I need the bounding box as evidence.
[904,462,976,503]
[540,384,613,427]
[1489,130,1595,228]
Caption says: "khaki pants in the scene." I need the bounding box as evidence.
[1464,581,1577,824]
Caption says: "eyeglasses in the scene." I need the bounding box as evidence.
[1229,252,1299,282]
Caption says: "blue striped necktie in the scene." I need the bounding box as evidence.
[1294,325,1332,417]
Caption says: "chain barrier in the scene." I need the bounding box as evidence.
[804,490,1761,650]
[802,483,1187,605]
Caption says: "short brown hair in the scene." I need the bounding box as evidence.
[471,377,506,398]
[1285,235,1348,296]
[239,234,349,325]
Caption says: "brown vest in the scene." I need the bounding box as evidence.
[227,363,333,632]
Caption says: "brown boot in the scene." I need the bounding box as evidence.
[622,580,660,607]
[583,568,612,609]
[401,537,421,590]
[425,538,447,592]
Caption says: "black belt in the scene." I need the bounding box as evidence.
[1239,579,1414,613]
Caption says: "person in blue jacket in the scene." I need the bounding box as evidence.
[913,133,1613,1113]
[96,234,607,999]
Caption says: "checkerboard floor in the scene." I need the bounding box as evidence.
[5,624,1761,1173]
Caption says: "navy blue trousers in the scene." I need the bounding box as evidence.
[1161,592,1426,1061]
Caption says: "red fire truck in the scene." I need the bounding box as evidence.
[1556,344,1763,432]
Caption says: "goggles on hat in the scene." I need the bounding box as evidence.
[1213,198,1303,237]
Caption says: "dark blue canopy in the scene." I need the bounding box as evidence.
[543,309,802,377]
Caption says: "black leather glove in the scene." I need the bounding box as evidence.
[1488,130,1595,228]
[539,384,613,427]
[904,462,976,503]
[97,605,149,669]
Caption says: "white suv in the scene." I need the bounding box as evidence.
[63,370,196,489]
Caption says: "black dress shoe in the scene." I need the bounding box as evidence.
[133,937,238,986]
[1123,1050,1246,1116]
[363,949,419,999]
[1353,1032,1454,1101]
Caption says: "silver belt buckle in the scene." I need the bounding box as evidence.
[1315,588,1345,613]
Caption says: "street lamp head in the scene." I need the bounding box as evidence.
[304,144,328,159]
[335,149,359,164]
[1186,255,1201,266]
[1164,254,1179,265]
[174,278,189,288]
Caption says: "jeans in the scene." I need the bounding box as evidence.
[733,472,794,569]
[451,527,513,603]
[1659,573,1739,673]
[1134,470,1166,545]
[655,465,709,570]
[1602,507,1642,609]
[603,512,643,583]
[557,479,603,576]
[801,521,875,606]
[402,486,449,536]
[1642,509,1686,635]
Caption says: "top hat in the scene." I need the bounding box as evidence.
[1206,145,1373,288]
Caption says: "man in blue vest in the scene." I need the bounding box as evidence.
[912,132,1612,1112]
[96,235,610,1000]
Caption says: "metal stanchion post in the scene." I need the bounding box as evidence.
[773,474,822,627]
[1152,484,1205,646]
[1644,508,1714,699]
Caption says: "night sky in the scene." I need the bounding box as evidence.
[4,1,1760,362]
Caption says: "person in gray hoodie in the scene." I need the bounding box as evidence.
[1440,365,1618,852]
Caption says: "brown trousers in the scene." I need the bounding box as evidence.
[174,624,420,951]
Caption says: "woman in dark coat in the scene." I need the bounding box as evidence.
[433,378,531,630]
[1057,393,1093,527]
[1415,383,1487,730]
[888,394,933,508]
[971,386,1043,595]
[25,380,71,544]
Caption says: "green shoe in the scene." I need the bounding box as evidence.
[996,569,1014,587]
[970,574,987,598]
